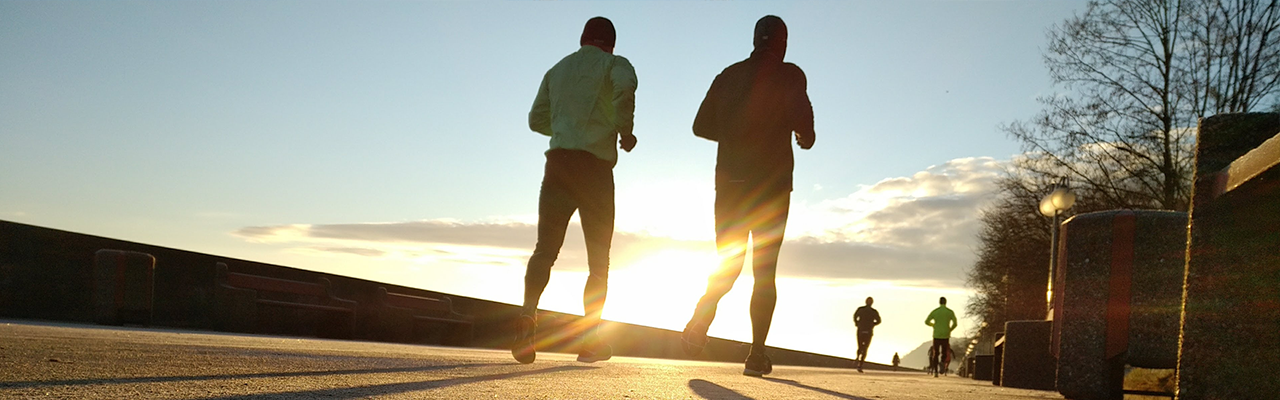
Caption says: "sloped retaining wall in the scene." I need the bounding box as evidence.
[0,219,863,369]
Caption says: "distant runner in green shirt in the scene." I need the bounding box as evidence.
[924,297,957,377]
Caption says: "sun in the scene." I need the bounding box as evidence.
[615,179,716,241]
[602,249,721,331]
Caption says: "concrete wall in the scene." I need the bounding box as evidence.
[0,219,868,369]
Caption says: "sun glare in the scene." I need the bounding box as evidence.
[616,180,716,241]
[604,249,721,330]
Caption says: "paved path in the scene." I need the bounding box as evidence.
[0,320,1062,399]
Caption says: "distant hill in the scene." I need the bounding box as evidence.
[900,337,969,370]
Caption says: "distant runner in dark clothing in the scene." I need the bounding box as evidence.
[853,297,881,372]
[680,15,816,378]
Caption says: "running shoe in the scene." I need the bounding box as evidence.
[511,315,536,364]
[576,336,613,363]
[681,320,709,357]
[743,352,773,377]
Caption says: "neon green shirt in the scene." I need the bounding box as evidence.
[529,45,638,166]
[925,305,957,339]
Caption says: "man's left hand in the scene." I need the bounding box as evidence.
[620,133,637,152]
[795,132,814,149]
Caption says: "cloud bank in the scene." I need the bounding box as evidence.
[234,157,1004,288]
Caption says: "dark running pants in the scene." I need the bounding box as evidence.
[931,338,949,371]
[690,183,790,353]
[857,330,873,361]
[521,149,614,333]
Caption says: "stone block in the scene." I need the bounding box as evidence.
[92,249,156,325]
[1179,112,1280,399]
[972,355,994,381]
[1053,210,1186,400]
[1001,320,1054,391]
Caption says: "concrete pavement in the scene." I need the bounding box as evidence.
[0,320,1062,399]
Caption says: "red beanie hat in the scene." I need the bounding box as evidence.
[580,17,616,48]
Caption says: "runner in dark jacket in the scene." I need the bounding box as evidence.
[853,297,882,372]
[680,15,816,378]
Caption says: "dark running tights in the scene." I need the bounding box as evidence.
[522,149,614,333]
[690,184,790,354]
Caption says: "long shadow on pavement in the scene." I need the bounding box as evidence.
[201,365,597,399]
[689,379,756,400]
[1,363,502,389]
[763,377,872,400]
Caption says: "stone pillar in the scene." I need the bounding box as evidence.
[1001,320,1055,391]
[1178,113,1280,399]
[972,354,994,381]
[92,249,156,325]
[1054,210,1186,400]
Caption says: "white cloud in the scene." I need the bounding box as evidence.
[779,157,1004,287]
[233,157,1007,288]
[791,157,1001,242]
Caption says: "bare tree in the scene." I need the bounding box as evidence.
[1005,0,1195,211]
[965,174,1050,340]
[965,166,1117,340]
[1183,0,1280,116]
[971,0,1280,338]
[1006,0,1280,212]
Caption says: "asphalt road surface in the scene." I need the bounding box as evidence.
[0,320,1063,399]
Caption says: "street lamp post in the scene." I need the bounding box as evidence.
[1039,177,1076,315]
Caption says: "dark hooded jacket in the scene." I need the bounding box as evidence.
[692,48,815,193]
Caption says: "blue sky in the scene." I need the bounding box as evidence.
[1,0,1083,365]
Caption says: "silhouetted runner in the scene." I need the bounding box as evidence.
[927,346,937,375]
[892,352,901,372]
[680,15,816,378]
[924,297,957,377]
[853,297,881,372]
[941,345,954,376]
[513,16,638,365]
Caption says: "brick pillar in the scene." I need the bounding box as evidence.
[1178,112,1280,399]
